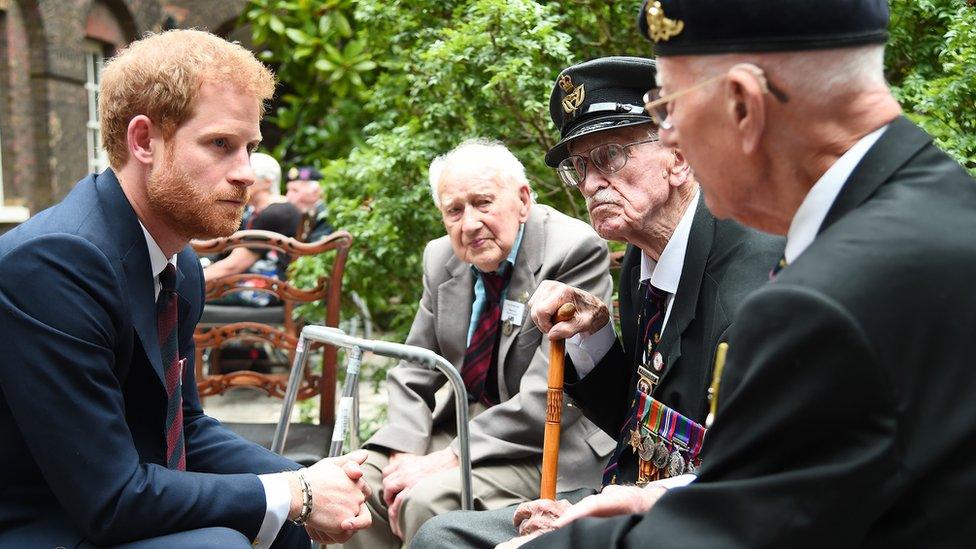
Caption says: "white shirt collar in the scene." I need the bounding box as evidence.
[784,125,888,263]
[640,189,700,294]
[139,221,178,286]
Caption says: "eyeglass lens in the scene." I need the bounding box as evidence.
[643,89,670,128]
[558,143,631,186]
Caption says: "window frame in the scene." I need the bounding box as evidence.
[84,39,108,175]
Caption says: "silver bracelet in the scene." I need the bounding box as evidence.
[290,470,313,526]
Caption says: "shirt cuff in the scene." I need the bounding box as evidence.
[650,473,697,489]
[566,322,617,378]
[255,473,292,549]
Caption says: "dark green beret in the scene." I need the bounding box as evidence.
[637,0,889,56]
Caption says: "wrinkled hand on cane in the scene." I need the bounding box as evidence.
[540,302,576,500]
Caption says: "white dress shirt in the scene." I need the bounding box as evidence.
[139,223,290,548]
[567,190,700,376]
[784,125,888,264]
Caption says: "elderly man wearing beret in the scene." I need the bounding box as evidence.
[516,1,976,547]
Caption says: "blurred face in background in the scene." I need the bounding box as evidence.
[286,180,322,213]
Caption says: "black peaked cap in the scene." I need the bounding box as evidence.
[546,56,657,167]
[637,0,889,56]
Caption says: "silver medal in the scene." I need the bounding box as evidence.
[667,450,686,477]
[652,442,669,469]
[639,435,655,461]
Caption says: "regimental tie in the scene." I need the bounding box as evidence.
[461,269,511,406]
[157,264,186,471]
[601,281,705,486]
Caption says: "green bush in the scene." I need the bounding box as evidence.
[888,0,976,173]
[246,0,976,342]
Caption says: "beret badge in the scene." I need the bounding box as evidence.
[558,74,586,115]
[646,1,684,43]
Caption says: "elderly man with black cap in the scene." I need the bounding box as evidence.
[412,56,782,549]
[511,1,976,547]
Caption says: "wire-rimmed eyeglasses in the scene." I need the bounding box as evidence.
[556,136,660,187]
[643,63,789,130]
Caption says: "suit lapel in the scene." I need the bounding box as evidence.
[175,258,192,334]
[97,170,167,387]
[820,116,931,233]
[438,254,474,371]
[656,197,714,386]
[494,207,545,400]
[625,261,641,356]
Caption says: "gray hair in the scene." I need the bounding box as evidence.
[678,44,887,106]
[250,152,282,196]
[428,138,531,207]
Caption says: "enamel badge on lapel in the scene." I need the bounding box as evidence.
[559,74,586,116]
[646,1,684,43]
[501,291,529,336]
[652,351,664,372]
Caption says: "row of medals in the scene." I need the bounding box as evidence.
[631,339,699,485]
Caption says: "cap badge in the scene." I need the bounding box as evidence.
[646,1,684,43]
[558,74,586,115]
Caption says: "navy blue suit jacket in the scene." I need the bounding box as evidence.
[0,170,298,545]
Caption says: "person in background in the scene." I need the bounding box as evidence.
[203,152,303,306]
[285,166,333,241]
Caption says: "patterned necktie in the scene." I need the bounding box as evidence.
[157,264,186,471]
[461,270,510,406]
[602,281,669,486]
[638,284,669,367]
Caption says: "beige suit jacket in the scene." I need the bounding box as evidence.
[367,204,616,491]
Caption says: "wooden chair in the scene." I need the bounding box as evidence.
[191,229,352,465]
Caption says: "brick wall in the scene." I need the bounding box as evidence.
[0,0,251,216]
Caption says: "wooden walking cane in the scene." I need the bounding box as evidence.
[540,302,576,500]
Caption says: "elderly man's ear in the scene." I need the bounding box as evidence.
[667,149,693,187]
[517,184,532,222]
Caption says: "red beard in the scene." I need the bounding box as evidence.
[146,154,248,241]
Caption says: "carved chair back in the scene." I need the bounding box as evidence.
[191,229,352,425]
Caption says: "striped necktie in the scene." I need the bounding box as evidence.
[461,270,510,406]
[157,264,186,471]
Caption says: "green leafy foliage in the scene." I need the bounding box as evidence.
[245,0,976,342]
[245,0,648,336]
[888,0,976,173]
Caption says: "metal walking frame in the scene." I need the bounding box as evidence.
[270,325,474,510]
